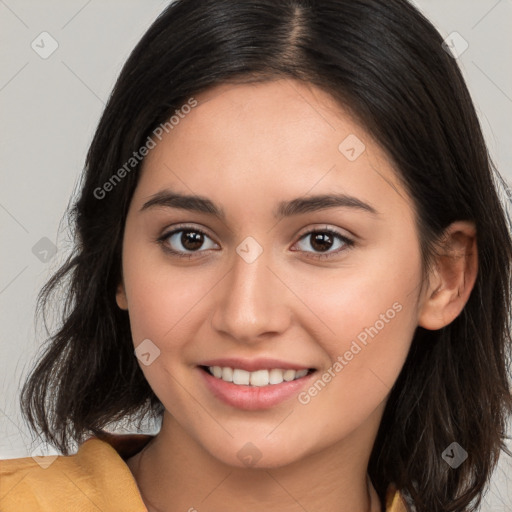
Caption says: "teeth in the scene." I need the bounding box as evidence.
[269,368,284,384]
[207,366,310,386]
[250,369,269,387]
[221,367,233,382]
[233,369,250,385]
[283,369,296,381]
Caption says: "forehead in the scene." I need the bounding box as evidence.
[164,79,359,164]
[133,79,410,219]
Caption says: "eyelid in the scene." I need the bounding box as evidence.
[295,223,355,241]
[159,222,216,240]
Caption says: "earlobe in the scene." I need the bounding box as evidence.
[418,221,478,331]
[116,281,129,310]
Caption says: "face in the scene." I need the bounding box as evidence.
[117,78,426,468]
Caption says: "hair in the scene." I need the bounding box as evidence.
[19,0,512,510]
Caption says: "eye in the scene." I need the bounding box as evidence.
[292,227,354,259]
[158,225,219,258]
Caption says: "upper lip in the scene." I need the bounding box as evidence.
[198,358,314,372]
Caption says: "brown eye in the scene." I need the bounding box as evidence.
[309,232,336,252]
[293,228,354,259]
[159,226,219,258]
[179,230,205,251]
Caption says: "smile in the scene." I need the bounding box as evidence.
[199,365,318,410]
[203,366,313,386]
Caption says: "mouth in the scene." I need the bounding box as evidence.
[199,365,316,387]
[197,357,319,410]
[198,364,318,410]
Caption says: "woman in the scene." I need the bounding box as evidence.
[1,0,511,511]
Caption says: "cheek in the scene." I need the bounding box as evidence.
[125,271,199,342]
[121,250,209,402]
[121,227,215,344]
[293,240,421,409]
[294,277,418,440]
[298,242,420,348]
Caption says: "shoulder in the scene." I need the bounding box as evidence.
[0,436,149,512]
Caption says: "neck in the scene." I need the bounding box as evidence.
[128,410,384,512]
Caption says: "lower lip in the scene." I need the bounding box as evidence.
[198,367,316,410]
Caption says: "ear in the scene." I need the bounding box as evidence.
[116,280,129,310]
[418,221,478,330]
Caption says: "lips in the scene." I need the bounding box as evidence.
[197,357,317,410]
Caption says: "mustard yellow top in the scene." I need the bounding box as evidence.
[0,434,410,511]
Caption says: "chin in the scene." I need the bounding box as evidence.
[202,434,314,470]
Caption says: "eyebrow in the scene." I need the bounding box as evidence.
[140,189,378,219]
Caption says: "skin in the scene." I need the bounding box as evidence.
[117,78,478,512]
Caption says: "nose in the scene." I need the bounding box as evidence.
[210,244,292,343]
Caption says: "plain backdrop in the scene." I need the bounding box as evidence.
[1,0,511,510]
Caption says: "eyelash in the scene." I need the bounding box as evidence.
[157,224,355,260]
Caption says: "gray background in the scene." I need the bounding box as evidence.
[0,0,511,510]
